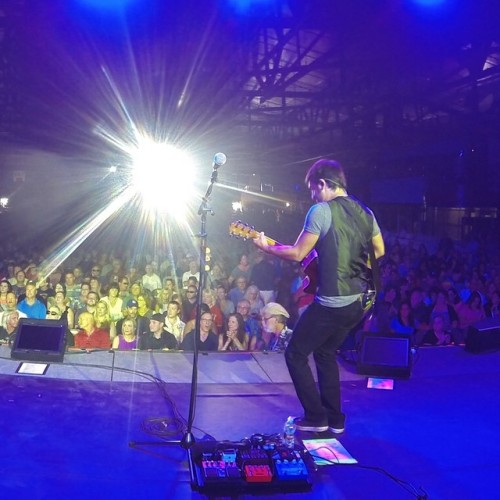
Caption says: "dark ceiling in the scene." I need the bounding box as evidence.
[1,0,499,203]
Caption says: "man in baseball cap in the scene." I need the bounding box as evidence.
[259,302,293,352]
[116,299,148,338]
[139,312,177,350]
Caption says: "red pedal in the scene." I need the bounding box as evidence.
[244,464,273,483]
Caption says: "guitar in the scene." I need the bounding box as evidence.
[229,220,318,294]
[228,220,377,314]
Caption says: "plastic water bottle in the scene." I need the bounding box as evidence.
[283,416,296,449]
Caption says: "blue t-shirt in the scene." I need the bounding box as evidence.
[17,299,47,319]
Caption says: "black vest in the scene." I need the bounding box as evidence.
[315,196,374,297]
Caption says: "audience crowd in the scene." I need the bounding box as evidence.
[0,229,498,351]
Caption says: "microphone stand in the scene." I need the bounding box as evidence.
[129,160,221,474]
[181,166,218,448]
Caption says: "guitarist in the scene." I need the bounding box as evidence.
[253,158,385,434]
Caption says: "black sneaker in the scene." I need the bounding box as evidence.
[329,425,345,434]
[328,417,345,434]
[293,417,328,433]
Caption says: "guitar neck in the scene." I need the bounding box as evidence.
[229,222,280,247]
[264,235,279,247]
[246,230,279,247]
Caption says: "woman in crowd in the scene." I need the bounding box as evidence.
[209,261,228,288]
[218,312,249,351]
[53,285,75,329]
[202,288,224,334]
[376,284,400,332]
[244,284,264,317]
[137,294,153,319]
[72,281,91,312]
[456,291,485,332]
[112,318,138,350]
[101,282,123,323]
[420,315,451,346]
[430,289,459,333]
[215,285,234,319]
[153,288,165,311]
[129,281,143,303]
[94,299,116,340]
[155,289,171,315]
[390,302,416,339]
[0,279,12,310]
[228,254,251,287]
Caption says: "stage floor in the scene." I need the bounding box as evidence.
[1,345,499,499]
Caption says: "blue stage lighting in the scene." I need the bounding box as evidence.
[78,0,137,10]
[227,0,276,15]
[411,0,447,6]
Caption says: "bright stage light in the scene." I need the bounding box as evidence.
[0,197,8,208]
[130,138,197,217]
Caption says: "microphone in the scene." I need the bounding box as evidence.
[212,152,227,170]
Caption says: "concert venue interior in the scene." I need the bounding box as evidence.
[0,1,499,498]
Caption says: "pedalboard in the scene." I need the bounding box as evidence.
[188,441,312,495]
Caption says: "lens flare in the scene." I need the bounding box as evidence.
[129,137,196,217]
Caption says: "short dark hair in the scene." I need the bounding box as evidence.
[305,159,347,190]
[0,279,12,291]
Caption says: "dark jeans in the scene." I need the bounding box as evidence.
[285,300,363,425]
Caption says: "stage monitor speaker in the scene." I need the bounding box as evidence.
[465,317,500,353]
[357,334,411,379]
[11,318,67,363]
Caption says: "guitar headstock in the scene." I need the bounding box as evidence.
[229,221,258,240]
